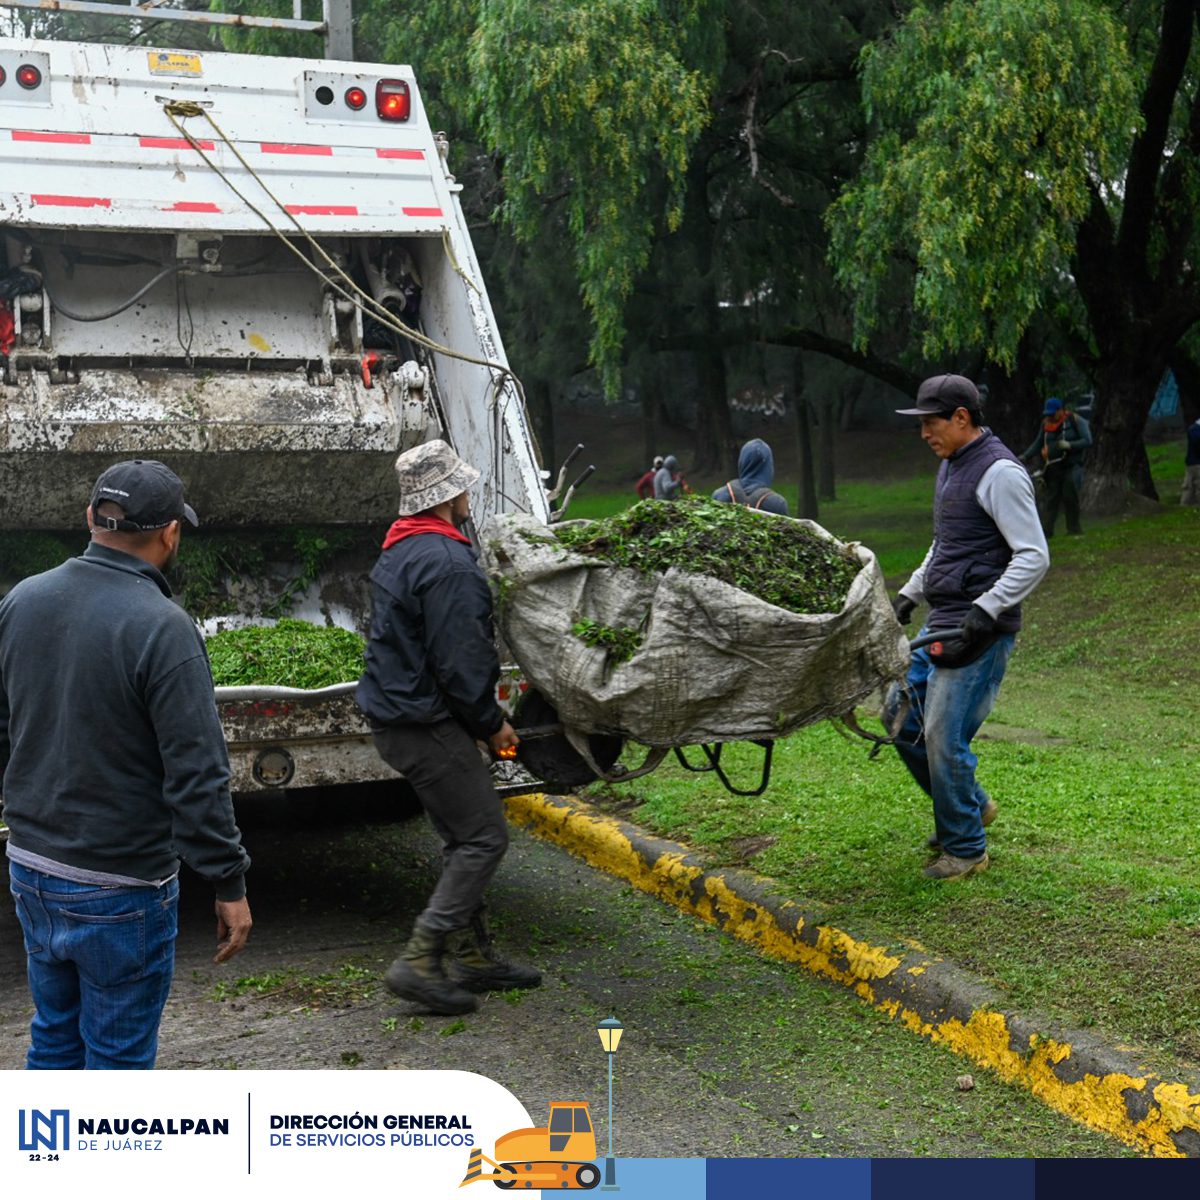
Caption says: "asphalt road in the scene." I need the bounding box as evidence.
[0,791,1126,1158]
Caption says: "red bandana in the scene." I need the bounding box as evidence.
[382,515,471,550]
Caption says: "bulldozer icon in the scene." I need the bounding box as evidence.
[460,1101,601,1190]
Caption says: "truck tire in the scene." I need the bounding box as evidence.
[512,689,623,793]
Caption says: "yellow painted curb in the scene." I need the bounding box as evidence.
[505,790,1200,1159]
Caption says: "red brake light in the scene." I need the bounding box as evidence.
[16,64,42,90]
[375,79,410,122]
[0,66,6,88]
[344,86,367,111]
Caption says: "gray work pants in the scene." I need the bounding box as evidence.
[371,719,509,933]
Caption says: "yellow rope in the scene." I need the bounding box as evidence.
[441,227,481,295]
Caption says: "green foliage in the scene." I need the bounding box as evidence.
[175,534,268,618]
[0,533,80,582]
[175,527,369,619]
[469,0,722,394]
[827,0,1139,366]
[210,961,377,1007]
[205,618,364,688]
[554,496,861,613]
[571,617,645,666]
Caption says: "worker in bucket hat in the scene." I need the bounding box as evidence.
[357,440,540,1014]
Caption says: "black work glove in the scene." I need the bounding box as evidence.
[892,594,917,626]
[929,604,1000,669]
[960,604,997,648]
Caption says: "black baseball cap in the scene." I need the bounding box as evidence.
[89,460,199,532]
[896,374,982,417]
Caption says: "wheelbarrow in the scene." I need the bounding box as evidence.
[503,626,968,797]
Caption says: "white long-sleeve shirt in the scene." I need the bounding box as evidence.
[899,458,1049,620]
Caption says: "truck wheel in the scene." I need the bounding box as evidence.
[493,1164,516,1189]
[512,689,622,793]
[575,1163,601,1189]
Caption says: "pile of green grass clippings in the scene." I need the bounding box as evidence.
[206,618,365,689]
[553,497,861,615]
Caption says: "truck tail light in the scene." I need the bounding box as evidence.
[0,66,6,88]
[376,79,410,122]
[344,85,367,111]
[16,64,43,90]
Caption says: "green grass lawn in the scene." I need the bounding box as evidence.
[578,438,1200,1080]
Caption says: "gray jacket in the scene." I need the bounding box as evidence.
[0,544,248,899]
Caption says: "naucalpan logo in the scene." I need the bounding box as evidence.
[18,1107,231,1153]
[18,1109,69,1153]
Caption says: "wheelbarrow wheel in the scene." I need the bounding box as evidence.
[513,689,623,793]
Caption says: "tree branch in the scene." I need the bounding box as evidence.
[741,54,796,208]
[654,325,920,395]
[1116,0,1196,278]
[764,327,921,394]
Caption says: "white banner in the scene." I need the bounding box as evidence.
[3,1069,535,1199]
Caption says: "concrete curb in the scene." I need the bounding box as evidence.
[504,790,1200,1159]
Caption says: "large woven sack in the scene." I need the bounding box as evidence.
[481,512,908,747]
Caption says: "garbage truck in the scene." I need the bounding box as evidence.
[0,32,551,794]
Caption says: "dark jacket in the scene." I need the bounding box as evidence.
[1187,420,1200,466]
[712,439,789,515]
[0,544,248,899]
[356,529,505,739]
[925,431,1024,635]
[1021,410,1092,468]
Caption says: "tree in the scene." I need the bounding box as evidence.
[468,1,723,397]
[827,0,1200,510]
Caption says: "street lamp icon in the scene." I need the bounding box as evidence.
[596,1016,623,1191]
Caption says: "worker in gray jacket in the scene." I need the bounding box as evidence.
[886,376,1049,880]
[1,460,252,1069]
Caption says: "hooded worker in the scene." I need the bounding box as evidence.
[653,454,684,500]
[712,438,789,515]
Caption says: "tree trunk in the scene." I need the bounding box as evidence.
[527,376,555,474]
[793,354,819,520]
[817,395,837,501]
[1080,364,1160,512]
[641,370,661,467]
[691,339,734,473]
[682,157,735,474]
[978,335,1042,454]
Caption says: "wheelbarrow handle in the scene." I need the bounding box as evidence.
[909,627,965,651]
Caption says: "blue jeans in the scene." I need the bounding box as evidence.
[883,631,1015,859]
[8,861,178,1070]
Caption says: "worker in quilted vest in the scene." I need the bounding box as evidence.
[884,375,1050,880]
[712,438,789,515]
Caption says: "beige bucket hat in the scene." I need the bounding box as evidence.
[394,439,481,516]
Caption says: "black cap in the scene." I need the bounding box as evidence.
[896,374,982,417]
[89,460,199,532]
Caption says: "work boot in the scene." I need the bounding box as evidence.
[923,851,989,881]
[384,922,478,1015]
[927,797,997,850]
[446,909,542,993]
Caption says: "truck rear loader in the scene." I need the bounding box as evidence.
[0,32,549,794]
